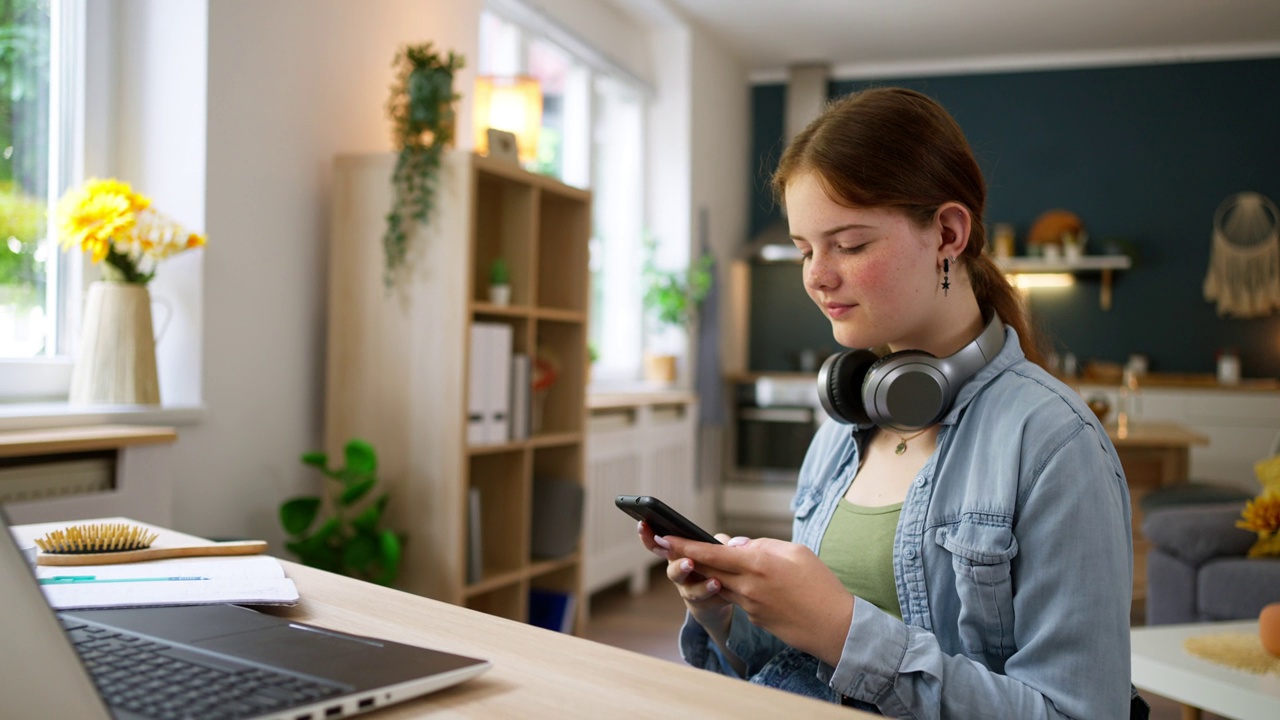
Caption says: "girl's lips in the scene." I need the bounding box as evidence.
[825,302,854,319]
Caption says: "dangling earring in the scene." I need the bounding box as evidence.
[941,258,951,296]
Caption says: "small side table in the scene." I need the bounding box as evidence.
[1131,620,1280,720]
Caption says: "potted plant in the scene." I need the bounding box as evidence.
[383,42,465,288]
[278,438,403,587]
[641,235,712,384]
[488,257,511,306]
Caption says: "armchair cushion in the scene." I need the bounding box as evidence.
[1198,557,1280,620]
[1142,502,1254,567]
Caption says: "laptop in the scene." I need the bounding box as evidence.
[0,509,490,720]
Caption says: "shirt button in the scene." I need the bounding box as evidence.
[904,547,916,560]
[914,477,925,488]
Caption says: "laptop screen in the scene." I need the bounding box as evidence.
[0,507,112,719]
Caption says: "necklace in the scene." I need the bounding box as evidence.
[894,427,933,455]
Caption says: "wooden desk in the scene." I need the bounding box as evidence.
[1104,422,1210,607]
[15,518,864,718]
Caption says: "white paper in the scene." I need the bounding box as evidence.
[9,520,299,611]
[33,555,300,610]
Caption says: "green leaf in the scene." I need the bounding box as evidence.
[343,439,377,475]
[311,517,342,543]
[351,499,384,533]
[375,529,403,587]
[279,497,321,536]
[286,536,342,574]
[301,451,328,470]
[342,532,379,574]
[339,478,376,507]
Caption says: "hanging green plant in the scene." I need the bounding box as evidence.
[383,42,465,288]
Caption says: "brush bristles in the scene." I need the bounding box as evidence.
[34,523,159,554]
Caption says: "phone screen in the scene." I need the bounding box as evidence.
[615,495,721,544]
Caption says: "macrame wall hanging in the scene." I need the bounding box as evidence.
[1203,191,1280,317]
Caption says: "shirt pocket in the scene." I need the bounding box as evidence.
[935,518,1018,662]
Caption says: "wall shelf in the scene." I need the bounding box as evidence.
[995,254,1132,310]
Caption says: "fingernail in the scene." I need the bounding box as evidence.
[652,535,671,549]
[706,579,719,593]
[727,536,749,547]
[680,559,693,573]
[637,521,644,533]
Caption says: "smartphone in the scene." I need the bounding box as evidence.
[615,495,722,544]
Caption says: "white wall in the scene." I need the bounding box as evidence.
[114,0,481,542]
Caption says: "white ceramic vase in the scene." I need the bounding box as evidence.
[68,281,161,405]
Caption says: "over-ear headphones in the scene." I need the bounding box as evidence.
[817,313,1005,432]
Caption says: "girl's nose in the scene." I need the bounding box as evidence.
[805,250,837,291]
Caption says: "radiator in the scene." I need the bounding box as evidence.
[584,399,699,603]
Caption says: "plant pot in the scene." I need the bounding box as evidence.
[643,353,677,385]
[69,281,161,405]
[488,284,511,306]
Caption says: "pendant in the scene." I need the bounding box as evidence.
[895,441,907,455]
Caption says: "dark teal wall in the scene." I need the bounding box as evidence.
[748,58,1280,376]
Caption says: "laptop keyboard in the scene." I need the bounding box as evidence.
[60,616,345,720]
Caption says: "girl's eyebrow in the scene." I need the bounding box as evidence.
[791,223,878,243]
[822,223,876,238]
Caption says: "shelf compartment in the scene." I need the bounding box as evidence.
[468,450,530,580]
[535,189,590,313]
[465,581,525,621]
[528,553,580,582]
[473,169,535,306]
[533,320,587,436]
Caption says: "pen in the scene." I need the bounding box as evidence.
[39,576,211,585]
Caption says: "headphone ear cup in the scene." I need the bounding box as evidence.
[862,350,948,431]
[817,349,878,427]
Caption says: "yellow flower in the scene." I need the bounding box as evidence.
[1237,489,1280,558]
[56,177,203,284]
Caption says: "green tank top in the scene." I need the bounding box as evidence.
[818,499,903,620]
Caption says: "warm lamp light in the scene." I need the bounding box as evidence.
[1012,273,1075,289]
[474,75,542,164]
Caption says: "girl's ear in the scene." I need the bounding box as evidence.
[936,202,971,259]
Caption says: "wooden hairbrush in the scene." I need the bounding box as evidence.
[34,522,268,566]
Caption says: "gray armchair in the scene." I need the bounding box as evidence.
[1143,501,1280,624]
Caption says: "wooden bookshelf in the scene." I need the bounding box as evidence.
[324,150,590,632]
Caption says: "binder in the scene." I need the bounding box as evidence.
[487,323,513,444]
[510,353,531,441]
[466,325,489,446]
[468,322,514,445]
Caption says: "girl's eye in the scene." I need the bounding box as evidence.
[838,244,865,255]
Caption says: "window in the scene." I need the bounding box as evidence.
[479,5,647,384]
[0,0,81,401]
[0,0,53,358]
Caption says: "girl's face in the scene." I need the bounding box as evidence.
[786,171,942,351]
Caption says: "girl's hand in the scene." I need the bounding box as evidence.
[638,521,733,628]
[664,535,854,666]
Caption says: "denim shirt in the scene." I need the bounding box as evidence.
[680,326,1134,719]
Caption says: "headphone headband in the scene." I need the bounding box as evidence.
[817,313,1005,432]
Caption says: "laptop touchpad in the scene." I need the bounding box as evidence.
[194,624,374,666]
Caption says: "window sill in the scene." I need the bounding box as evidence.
[0,403,206,432]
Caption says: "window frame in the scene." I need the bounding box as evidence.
[0,0,100,404]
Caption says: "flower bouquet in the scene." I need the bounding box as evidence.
[56,179,206,405]
[57,178,205,283]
